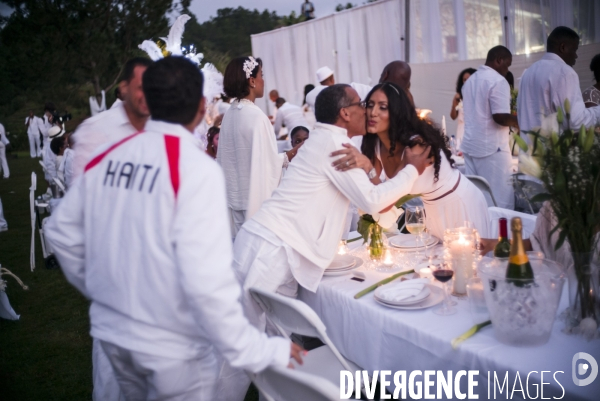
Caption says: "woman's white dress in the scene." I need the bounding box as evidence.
[375,142,490,238]
[217,99,285,236]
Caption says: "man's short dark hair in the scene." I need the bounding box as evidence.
[275,97,286,108]
[223,56,262,99]
[143,57,203,125]
[486,46,512,64]
[44,102,56,113]
[315,84,352,125]
[547,26,579,52]
[121,57,153,83]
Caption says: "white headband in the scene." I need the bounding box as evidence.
[243,56,259,79]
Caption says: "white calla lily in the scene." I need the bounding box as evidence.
[518,153,542,178]
[539,112,558,138]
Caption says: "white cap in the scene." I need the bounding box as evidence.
[48,126,64,138]
[316,66,334,83]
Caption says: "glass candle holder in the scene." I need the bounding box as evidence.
[368,223,385,261]
[443,227,478,295]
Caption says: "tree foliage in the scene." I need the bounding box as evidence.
[0,0,175,112]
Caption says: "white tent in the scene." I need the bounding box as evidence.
[251,0,600,135]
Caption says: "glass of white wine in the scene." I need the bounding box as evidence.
[405,206,426,262]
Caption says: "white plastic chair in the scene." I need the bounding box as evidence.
[53,177,66,194]
[466,175,498,207]
[488,207,537,239]
[29,173,37,271]
[513,174,545,214]
[251,365,342,401]
[249,288,361,389]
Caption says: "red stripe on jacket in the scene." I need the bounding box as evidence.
[164,135,180,197]
[84,131,145,173]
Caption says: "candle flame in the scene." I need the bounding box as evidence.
[338,243,347,255]
[383,249,393,265]
[458,234,467,245]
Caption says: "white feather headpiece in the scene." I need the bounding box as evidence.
[159,14,191,56]
[138,40,164,61]
[202,63,224,103]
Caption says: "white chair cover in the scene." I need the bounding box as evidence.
[488,206,537,240]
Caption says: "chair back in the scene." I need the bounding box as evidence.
[250,287,353,371]
[29,173,37,271]
[466,175,498,207]
[488,207,537,239]
[513,174,545,214]
[252,365,341,401]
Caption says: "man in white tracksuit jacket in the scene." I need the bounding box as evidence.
[46,56,300,400]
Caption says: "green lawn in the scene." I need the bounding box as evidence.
[0,151,259,400]
[0,152,92,400]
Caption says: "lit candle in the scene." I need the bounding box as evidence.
[417,109,432,119]
[420,267,433,280]
[383,248,394,266]
[338,241,347,255]
[449,234,474,294]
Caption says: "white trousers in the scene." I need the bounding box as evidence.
[464,150,514,210]
[28,131,42,158]
[100,341,218,401]
[0,142,8,178]
[214,225,297,401]
[93,338,125,401]
[0,197,7,230]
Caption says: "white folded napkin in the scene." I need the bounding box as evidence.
[377,278,430,303]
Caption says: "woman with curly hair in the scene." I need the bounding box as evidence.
[334,82,490,238]
[205,126,219,159]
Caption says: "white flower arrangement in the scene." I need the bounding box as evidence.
[243,56,259,79]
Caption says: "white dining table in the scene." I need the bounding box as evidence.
[298,236,599,400]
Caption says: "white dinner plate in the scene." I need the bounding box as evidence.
[327,254,356,270]
[375,285,431,306]
[374,285,444,310]
[323,257,363,276]
[388,234,439,250]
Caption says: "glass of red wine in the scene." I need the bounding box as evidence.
[433,263,457,316]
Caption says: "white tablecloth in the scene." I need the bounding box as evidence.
[299,239,599,400]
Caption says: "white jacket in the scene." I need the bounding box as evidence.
[46,120,289,370]
[251,123,418,290]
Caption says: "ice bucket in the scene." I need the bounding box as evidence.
[478,257,565,347]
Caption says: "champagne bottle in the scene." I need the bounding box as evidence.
[493,218,511,258]
[505,217,534,287]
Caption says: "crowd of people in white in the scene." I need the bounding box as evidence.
[1,24,596,400]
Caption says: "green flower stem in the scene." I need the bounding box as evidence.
[451,320,492,349]
[346,236,363,243]
[354,270,415,299]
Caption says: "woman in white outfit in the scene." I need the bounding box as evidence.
[356,82,490,239]
[449,68,476,150]
[217,56,301,236]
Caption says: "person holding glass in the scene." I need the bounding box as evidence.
[332,82,491,239]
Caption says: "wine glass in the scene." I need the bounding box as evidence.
[433,263,457,315]
[405,206,426,264]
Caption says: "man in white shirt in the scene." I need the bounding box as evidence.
[72,57,152,180]
[518,26,600,140]
[461,45,519,210]
[0,197,6,232]
[0,122,9,179]
[25,110,43,158]
[69,57,152,401]
[273,97,307,138]
[46,56,300,400]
